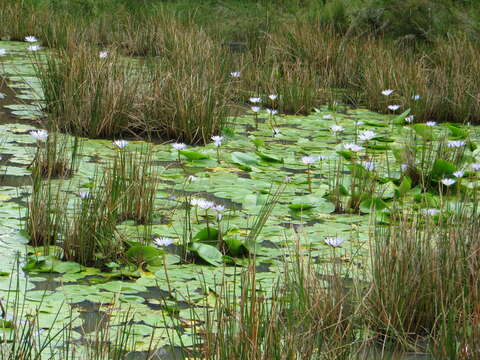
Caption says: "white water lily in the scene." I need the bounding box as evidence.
[113,139,128,149]
[0,93,5,99]
[197,199,215,210]
[412,94,421,101]
[382,89,394,96]
[343,143,364,152]
[453,171,464,178]
[25,36,38,43]
[214,205,225,220]
[79,191,90,199]
[230,71,241,78]
[358,130,376,142]
[324,237,345,247]
[186,175,198,182]
[388,105,400,111]
[323,114,333,120]
[405,115,414,123]
[441,178,456,186]
[0,49,6,56]
[422,208,439,216]
[266,108,278,116]
[269,94,278,101]
[249,97,261,103]
[27,45,41,52]
[426,121,437,127]
[362,161,375,171]
[30,129,48,141]
[172,142,187,150]
[99,51,108,58]
[301,156,317,165]
[212,135,224,147]
[330,125,344,133]
[251,106,261,113]
[154,237,174,247]
[472,163,480,171]
[447,140,466,148]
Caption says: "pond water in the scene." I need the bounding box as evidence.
[0,40,474,357]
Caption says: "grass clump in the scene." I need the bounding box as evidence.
[365,207,480,353]
[181,254,362,359]
[25,174,64,248]
[35,44,141,139]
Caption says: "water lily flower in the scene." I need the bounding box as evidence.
[99,51,108,58]
[113,139,128,149]
[330,125,344,133]
[382,89,394,96]
[154,237,174,247]
[27,45,41,52]
[426,121,437,127]
[343,143,364,152]
[362,161,375,171]
[358,130,376,142]
[187,175,198,182]
[172,142,187,151]
[251,106,261,113]
[453,171,464,178]
[324,237,345,247]
[214,205,225,220]
[211,135,224,147]
[230,71,241,78]
[441,178,456,186]
[323,114,333,120]
[269,94,278,101]
[79,191,90,199]
[249,97,261,103]
[25,36,38,43]
[30,129,48,141]
[405,115,414,123]
[0,93,5,99]
[412,94,421,101]
[301,156,317,165]
[0,49,6,56]
[447,140,466,148]
[197,199,215,210]
[472,163,480,171]
[422,208,439,216]
[266,109,278,116]
[388,105,400,111]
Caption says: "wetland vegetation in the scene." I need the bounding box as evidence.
[0,0,479,358]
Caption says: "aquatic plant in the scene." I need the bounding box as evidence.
[365,207,480,351]
[25,174,65,248]
[29,130,80,179]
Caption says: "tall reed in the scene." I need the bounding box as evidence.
[365,206,480,352]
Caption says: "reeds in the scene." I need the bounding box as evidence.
[35,44,141,139]
[365,206,480,352]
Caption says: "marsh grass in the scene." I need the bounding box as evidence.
[30,132,80,179]
[35,44,141,139]
[62,178,120,267]
[177,250,362,359]
[365,206,480,352]
[106,146,159,225]
[25,174,65,248]
[142,29,234,144]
